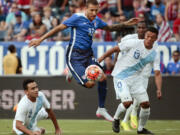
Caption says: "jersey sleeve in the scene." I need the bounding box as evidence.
[39,92,50,109]
[153,50,160,71]
[118,39,136,52]
[95,16,107,29]
[15,102,27,122]
[62,14,79,27]
[121,34,138,42]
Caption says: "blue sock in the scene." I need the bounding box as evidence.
[97,80,107,108]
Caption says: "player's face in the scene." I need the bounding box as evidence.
[144,31,157,49]
[26,82,39,99]
[137,23,146,39]
[173,52,180,62]
[86,4,99,21]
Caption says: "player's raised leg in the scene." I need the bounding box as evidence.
[96,80,113,122]
[85,60,113,121]
[66,48,113,121]
[95,70,113,122]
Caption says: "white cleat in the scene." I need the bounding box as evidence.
[96,107,114,122]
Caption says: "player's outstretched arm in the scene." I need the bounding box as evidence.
[154,70,162,99]
[16,120,41,135]
[46,108,62,135]
[98,46,120,63]
[28,24,67,47]
[102,17,140,31]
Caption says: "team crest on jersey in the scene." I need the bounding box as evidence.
[133,49,140,59]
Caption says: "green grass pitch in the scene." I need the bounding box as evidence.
[0,119,180,135]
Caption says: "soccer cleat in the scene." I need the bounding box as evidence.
[137,128,154,134]
[66,70,73,83]
[96,108,113,122]
[121,121,131,131]
[130,115,138,129]
[112,119,120,133]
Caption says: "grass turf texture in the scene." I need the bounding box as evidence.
[0,120,180,135]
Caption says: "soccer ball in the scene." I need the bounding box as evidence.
[85,65,103,81]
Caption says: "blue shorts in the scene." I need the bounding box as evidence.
[66,46,101,86]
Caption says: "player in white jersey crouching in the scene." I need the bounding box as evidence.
[98,27,162,134]
[13,79,61,135]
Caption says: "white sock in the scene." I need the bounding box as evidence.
[138,108,150,131]
[122,105,133,122]
[131,99,139,116]
[114,103,126,120]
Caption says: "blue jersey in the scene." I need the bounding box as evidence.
[63,13,107,50]
[167,61,180,74]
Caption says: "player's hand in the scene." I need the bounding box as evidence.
[157,89,162,99]
[55,128,62,135]
[123,17,141,26]
[28,39,42,48]
[99,72,106,82]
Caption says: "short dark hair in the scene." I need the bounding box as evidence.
[86,0,98,7]
[8,44,16,53]
[23,79,35,90]
[146,27,159,36]
[173,50,180,55]
[138,21,147,27]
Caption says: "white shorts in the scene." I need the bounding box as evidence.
[130,76,149,94]
[113,78,132,102]
[131,91,149,104]
[113,77,149,103]
[13,108,48,135]
[141,76,149,91]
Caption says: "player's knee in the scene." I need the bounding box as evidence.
[140,101,150,108]
[123,101,133,109]
[85,81,95,88]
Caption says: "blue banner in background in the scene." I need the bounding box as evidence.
[0,42,180,75]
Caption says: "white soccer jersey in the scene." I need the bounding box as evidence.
[121,33,138,42]
[112,39,159,81]
[13,91,50,131]
[117,34,138,60]
[116,34,160,78]
[141,46,160,77]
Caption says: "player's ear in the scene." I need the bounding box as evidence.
[153,34,158,41]
[24,90,28,94]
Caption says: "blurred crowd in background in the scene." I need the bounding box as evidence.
[0,0,180,42]
[1,0,180,75]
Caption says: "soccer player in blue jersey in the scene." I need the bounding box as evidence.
[29,0,140,121]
